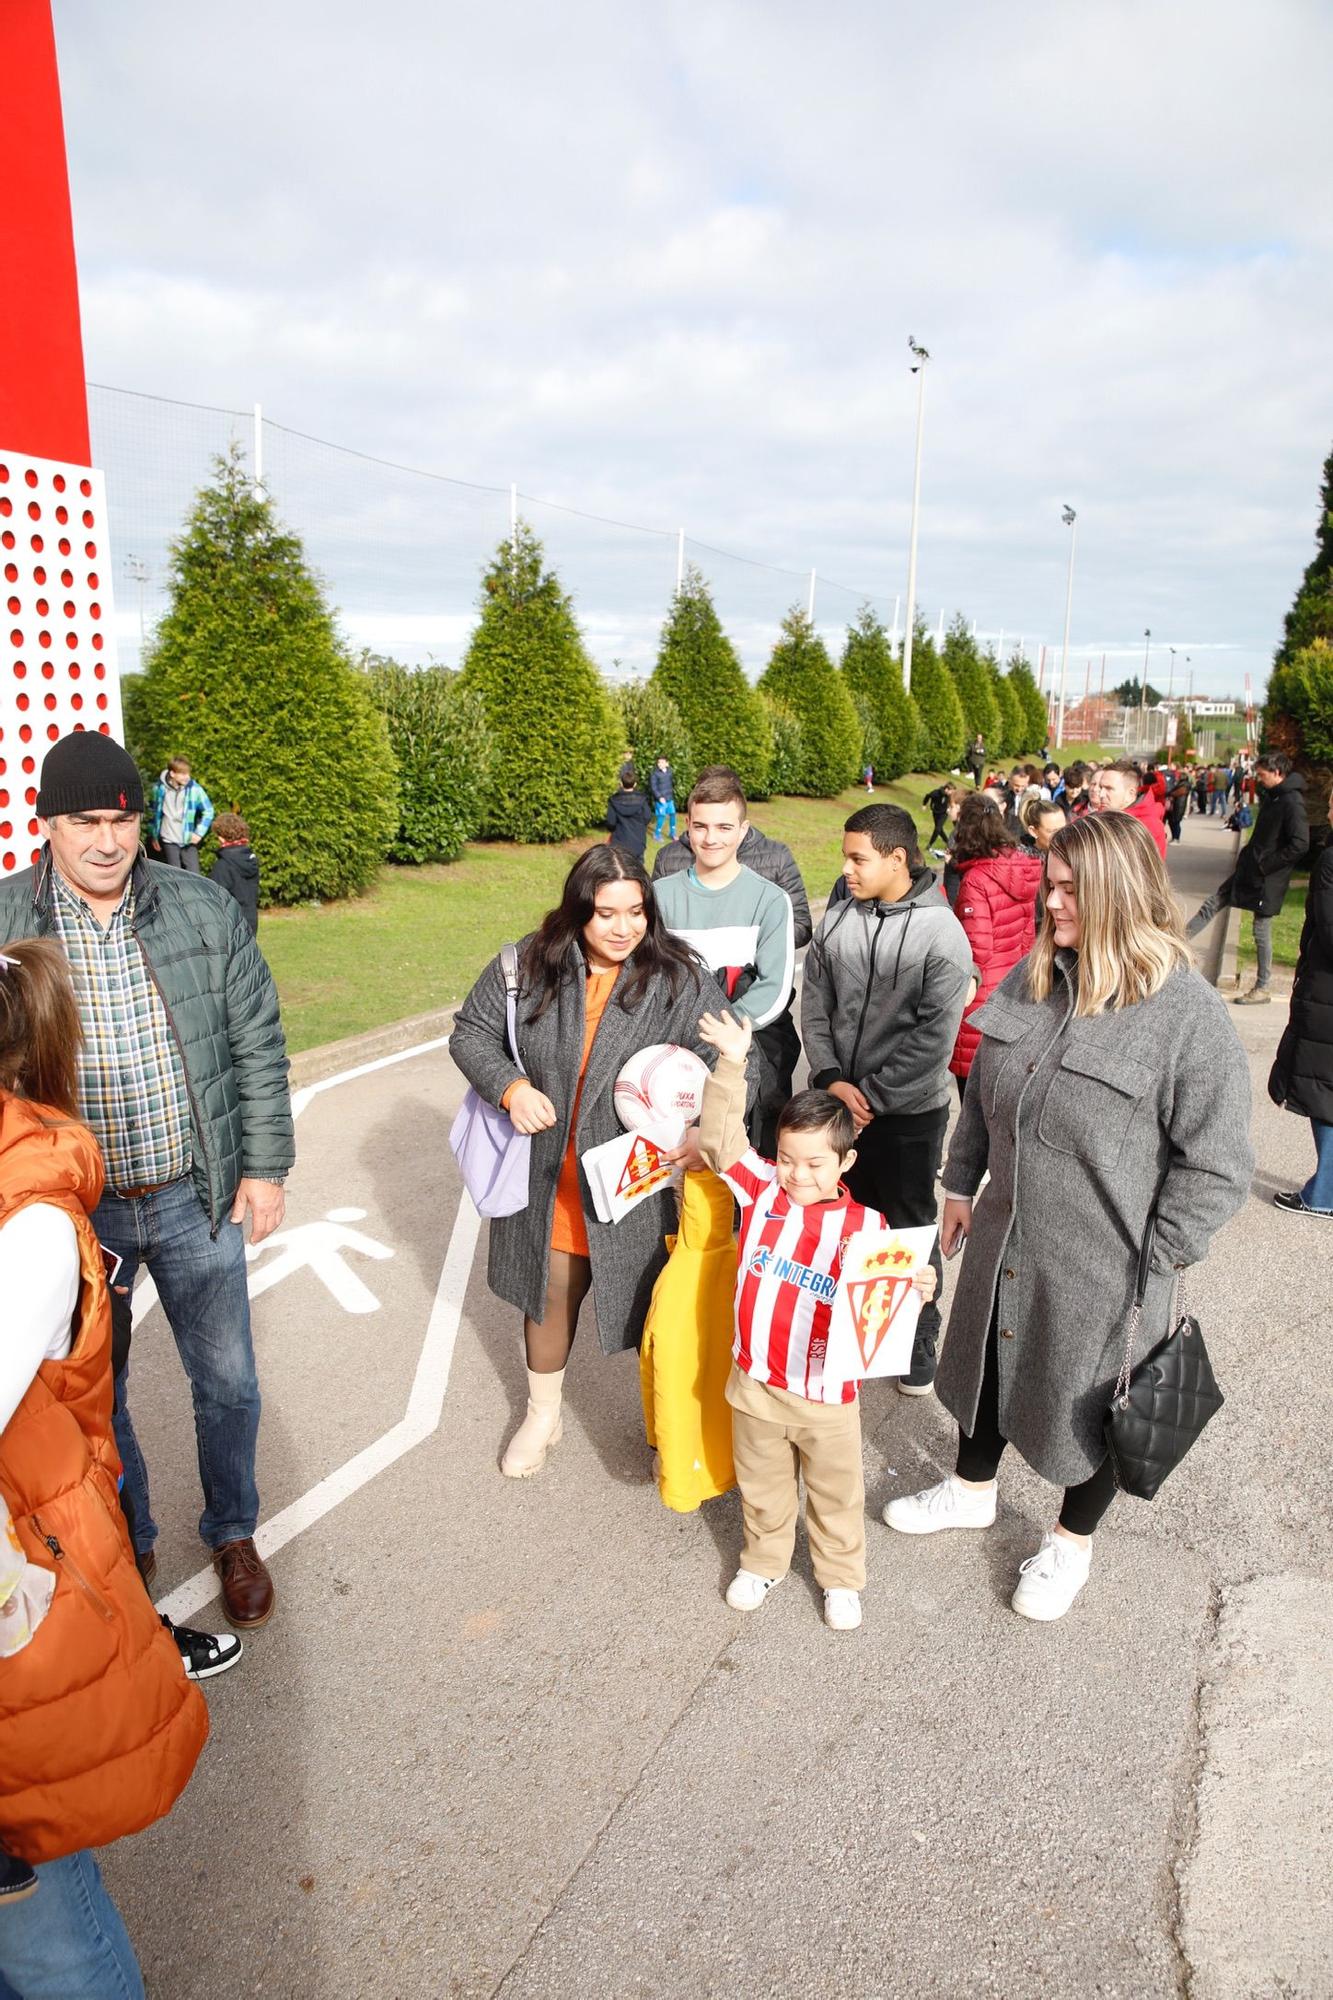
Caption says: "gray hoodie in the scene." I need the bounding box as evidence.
[801,865,973,1115]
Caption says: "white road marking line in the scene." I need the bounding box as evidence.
[131,1033,454,1327]
[156,1194,481,1627]
[289,1032,454,1119]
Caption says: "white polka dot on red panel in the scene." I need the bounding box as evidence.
[1,453,124,879]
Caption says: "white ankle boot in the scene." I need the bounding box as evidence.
[500,1367,566,1478]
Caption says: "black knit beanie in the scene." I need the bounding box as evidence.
[36,732,145,818]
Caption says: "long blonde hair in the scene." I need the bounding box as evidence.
[1027,812,1191,1015]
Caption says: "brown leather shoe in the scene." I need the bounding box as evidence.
[212,1538,275,1629]
[135,1548,158,1589]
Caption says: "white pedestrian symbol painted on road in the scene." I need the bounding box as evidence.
[245,1207,394,1315]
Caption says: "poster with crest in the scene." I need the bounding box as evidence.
[825,1226,937,1382]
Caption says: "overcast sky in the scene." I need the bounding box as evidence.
[56,0,1333,694]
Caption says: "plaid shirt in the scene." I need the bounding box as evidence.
[50,874,193,1193]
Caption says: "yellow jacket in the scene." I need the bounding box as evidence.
[640,1169,737,1512]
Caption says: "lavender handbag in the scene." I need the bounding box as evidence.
[449,943,532,1218]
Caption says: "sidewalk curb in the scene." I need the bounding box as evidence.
[287,1003,459,1089]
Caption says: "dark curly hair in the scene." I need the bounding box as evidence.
[952,790,1016,863]
[520,845,701,1020]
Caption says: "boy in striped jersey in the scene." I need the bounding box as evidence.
[696,1009,937,1631]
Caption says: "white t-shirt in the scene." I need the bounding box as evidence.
[0,1204,79,1432]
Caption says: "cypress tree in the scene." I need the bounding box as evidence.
[1266,444,1333,782]
[1006,655,1050,754]
[758,607,862,796]
[459,523,620,842]
[906,624,967,771]
[615,678,693,796]
[988,654,1023,759]
[840,605,919,781]
[758,693,806,797]
[123,445,398,904]
[1275,443,1333,668]
[943,615,1000,750]
[650,566,772,797]
[1268,643,1333,766]
[361,657,491,864]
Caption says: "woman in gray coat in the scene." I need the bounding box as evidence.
[450,845,716,1477]
[884,813,1251,1621]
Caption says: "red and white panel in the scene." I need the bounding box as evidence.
[0,448,123,877]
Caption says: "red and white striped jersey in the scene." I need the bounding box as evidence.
[720,1151,883,1406]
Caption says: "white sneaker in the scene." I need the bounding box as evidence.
[1011,1530,1092,1622]
[882,1474,998,1535]
[823,1588,862,1631]
[725,1569,780,1611]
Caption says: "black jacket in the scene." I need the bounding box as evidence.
[1230,773,1309,916]
[606,789,653,860]
[1270,840,1333,1126]
[652,824,812,948]
[209,844,260,936]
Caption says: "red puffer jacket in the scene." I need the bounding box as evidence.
[949,849,1043,1077]
[1128,791,1168,859]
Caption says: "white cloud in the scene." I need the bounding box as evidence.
[57,0,1333,698]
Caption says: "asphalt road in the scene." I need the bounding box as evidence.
[102,813,1332,1999]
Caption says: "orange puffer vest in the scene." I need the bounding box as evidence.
[0,1095,207,1864]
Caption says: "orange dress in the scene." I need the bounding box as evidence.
[549,969,617,1258]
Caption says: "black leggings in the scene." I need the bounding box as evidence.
[955,1314,1116,1536]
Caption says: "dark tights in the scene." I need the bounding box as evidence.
[523,1250,592,1373]
[955,1314,1116,1537]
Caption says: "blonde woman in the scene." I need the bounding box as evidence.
[883,813,1251,1620]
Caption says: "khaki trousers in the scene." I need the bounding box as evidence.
[726,1365,866,1591]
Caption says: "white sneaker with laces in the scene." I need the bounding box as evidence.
[882,1474,997,1535]
[725,1569,780,1611]
[823,1588,862,1630]
[1011,1529,1092,1622]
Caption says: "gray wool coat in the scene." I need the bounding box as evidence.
[934,953,1252,1486]
[450,942,734,1354]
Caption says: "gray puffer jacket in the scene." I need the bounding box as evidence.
[0,851,294,1226]
[800,866,974,1115]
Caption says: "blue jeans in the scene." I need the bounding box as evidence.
[0,1850,144,1999]
[93,1177,260,1553]
[1304,1120,1333,1212]
[652,798,675,839]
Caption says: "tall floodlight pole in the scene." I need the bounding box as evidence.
[902,336,930,691]
[1056,505,1077,748]
[124,553,149,651]
[1168,646,1176,704]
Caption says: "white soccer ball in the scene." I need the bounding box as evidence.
[614,1044,709,1132]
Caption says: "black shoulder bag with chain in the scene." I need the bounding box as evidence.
[1104,1217,1224,1501]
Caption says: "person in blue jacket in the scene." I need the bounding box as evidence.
[147,756,213,871]
[650,757,676,841]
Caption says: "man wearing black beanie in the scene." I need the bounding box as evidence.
[0,731,294,1632]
